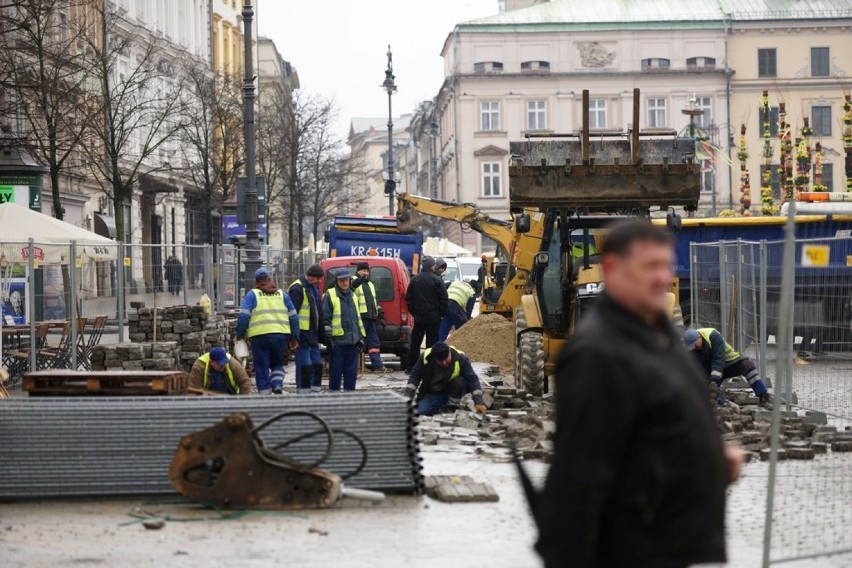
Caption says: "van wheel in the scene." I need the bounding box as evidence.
[515,307,545,396]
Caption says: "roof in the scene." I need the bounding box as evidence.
[457,0,852,31]
[716,0,852,20]
[350,115,412,135]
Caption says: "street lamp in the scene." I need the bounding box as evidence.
[381,45,397,215]
[241,1,261,294]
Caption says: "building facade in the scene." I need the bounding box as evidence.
[724,0,852,209]
[347,115,412,217]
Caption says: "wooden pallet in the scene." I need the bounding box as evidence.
[22,370,188,396]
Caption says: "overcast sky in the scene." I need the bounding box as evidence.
[257,0,497,137]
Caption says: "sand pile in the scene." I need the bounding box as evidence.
[447,313,514,372]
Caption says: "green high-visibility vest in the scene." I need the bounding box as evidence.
[247,288,291,338]
[288,280,312,331]
[326,287,366,337]
[697,328,741,362]
[422,347,464,380]
[198,352,237,393]
[447,280,474,311]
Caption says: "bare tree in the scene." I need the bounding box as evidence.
[83,3,186,241]
[256,80,294,242]
[180,67,244,243]
[0,0,101,221]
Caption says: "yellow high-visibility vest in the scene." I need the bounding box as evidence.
[697,328,741,362]
[326,287,366,337]
[198,352,237,393]
[288,280,312,331]
[447,281,474,311]
[247,288,291,338]
[422,347,464,380]
[355,280,376,316]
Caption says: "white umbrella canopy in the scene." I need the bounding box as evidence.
[0,203,115,265]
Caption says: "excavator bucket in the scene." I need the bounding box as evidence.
[509,89,700,211]
[396,205,433,235]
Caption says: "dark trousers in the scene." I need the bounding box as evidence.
[406,321,439,371]
[438,302,468,342]
[329,343,359,391]
[362,317,384,369]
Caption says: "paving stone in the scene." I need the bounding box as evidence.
[831,441,852,453]
[787,447,816,460]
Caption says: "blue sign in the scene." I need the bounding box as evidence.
[222,214,267,240]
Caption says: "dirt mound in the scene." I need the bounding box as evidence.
[447,313,514,372]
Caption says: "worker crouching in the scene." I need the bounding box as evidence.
[684,328,772,408]
[322,268,366,391]
[404,342,487,416]
[188,347,252,395]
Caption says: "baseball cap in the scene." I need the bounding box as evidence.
[306,264,324,278]
[209,347,229,366]
[683,329,699,351]
[255,267,271,280]
[334,268,351,280]
[431,342,450,360]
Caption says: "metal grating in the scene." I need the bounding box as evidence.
[0,392,422,499]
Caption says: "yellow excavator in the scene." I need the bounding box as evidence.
[395,193,544,316]
[509,89,699,393]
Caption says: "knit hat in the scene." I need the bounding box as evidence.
[421,256,436,270]
[306,264,325,278]
[683,329,699,351]
[356,261,370,272]
[209,346,229,366]
[430,342,451,360]
[255,267,271,280]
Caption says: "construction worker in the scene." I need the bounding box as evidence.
[235,268,300,395]
[188,347,251,395]
[322,268,366,391]
[404,256,448,373]
[404,342,487,416]
[684,328,772,407]
[288,263,326,393]
[438,279,476,341]
[352,261,387,373]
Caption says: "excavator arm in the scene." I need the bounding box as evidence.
[395,192,544,316]
[396,193,516,260]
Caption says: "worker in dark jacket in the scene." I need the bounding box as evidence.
[322,268,366,391]
[685,327,772,407]
[403,342,486,415]
[288,264,325,393]
[404,256,448,372]
[536,220,741,568]
[352,261,387,373]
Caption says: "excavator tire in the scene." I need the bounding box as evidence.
[515,307,545,396]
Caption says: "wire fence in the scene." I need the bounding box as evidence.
[691,235,852,566]
[1,240,322,383]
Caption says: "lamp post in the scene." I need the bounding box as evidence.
[382,46,398,215]
[241,1,261,294]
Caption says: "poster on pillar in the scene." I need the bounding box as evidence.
[2,279,27,325]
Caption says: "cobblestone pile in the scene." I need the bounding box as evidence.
[126,303,230,371]
[417,386,556,462]
[90,341,181,372]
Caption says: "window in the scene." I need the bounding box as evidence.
[324,266,395,302]
[694,97,712,127]
[687,57,716,70]
[811,47,830,77]
[758,49,777,78]
[760,165,781,200]
[641,58,671,70]
[756,106,780,137]
[812,106,832,136]
[647,98,666,128]
[815,163,834,192]
[473,61,503,74]
[481,162,502,197]
[480,101,500,131]
[521,60,551,73]
[589,99,606,130]
[700,161,714,193]
[527,100,547,131]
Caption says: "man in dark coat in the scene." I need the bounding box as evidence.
[536,220,742,568]
[404,256,448,372]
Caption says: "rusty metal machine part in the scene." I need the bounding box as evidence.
[169,411,348,509]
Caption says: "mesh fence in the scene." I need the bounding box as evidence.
[691,236,852,565]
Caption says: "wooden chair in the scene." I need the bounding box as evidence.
[79,315,108,370]
[6,323,51,375]
[38,322,72,369]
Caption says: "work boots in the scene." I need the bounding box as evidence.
[311,364,324,394]
[758,392,773,409]
[297,366,313,394]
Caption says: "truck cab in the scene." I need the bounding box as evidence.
[320,256,413,358]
